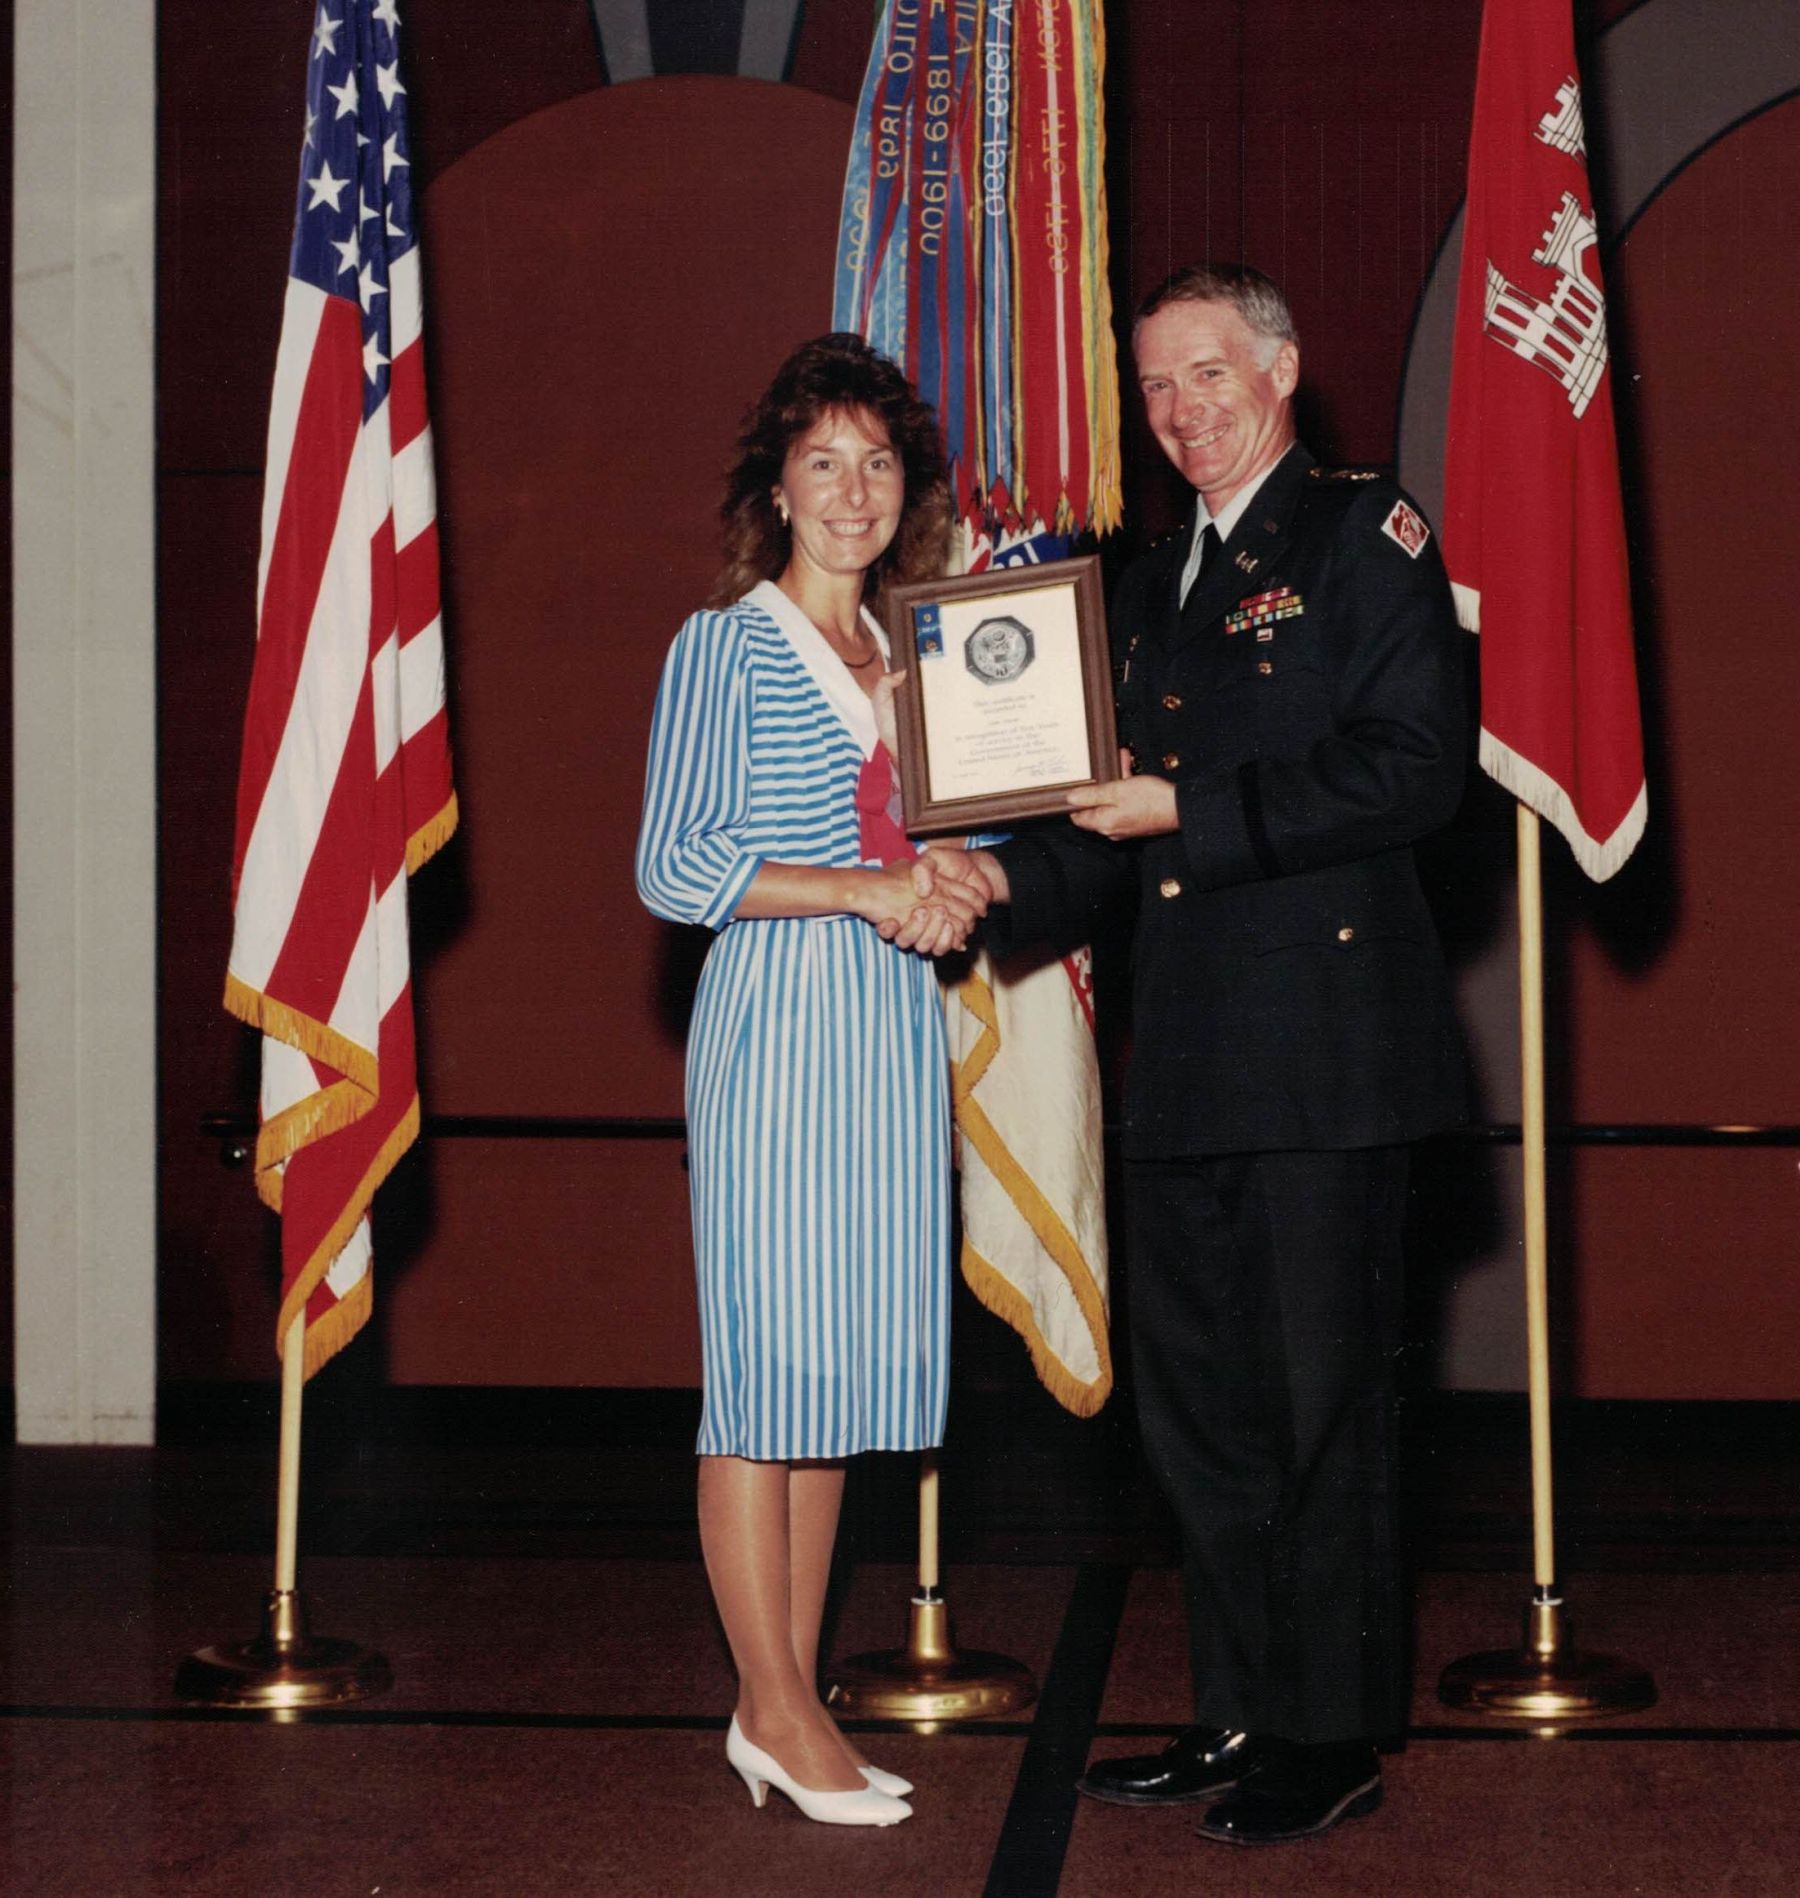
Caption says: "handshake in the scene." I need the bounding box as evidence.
[864,674,1011,956]
[870,847,1009,959]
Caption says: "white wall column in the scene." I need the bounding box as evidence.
[12,0,157,1443]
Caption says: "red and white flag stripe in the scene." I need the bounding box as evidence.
[228,220,454,1376]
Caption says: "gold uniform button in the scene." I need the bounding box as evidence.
[1162,693,1182,710]
[1159,878,1182,899]
[1162,752,1181,771]
[1337,926,1356,943]
[1257,660,1274,676]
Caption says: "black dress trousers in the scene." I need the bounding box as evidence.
[1125,1146,1411,1745]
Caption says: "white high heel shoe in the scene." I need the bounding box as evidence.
[727,1717,911,1826]
[860,1764,915,1798]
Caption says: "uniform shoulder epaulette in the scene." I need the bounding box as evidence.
[1306,465,1382,482]
[1149,524,1185,548]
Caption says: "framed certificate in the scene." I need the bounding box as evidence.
[881,555,1118,835]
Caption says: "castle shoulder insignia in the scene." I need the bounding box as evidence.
[1381,499,1430,558]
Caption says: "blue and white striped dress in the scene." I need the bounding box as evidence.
[635,580,951,1460]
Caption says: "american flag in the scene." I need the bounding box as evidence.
[225,0,455,1379]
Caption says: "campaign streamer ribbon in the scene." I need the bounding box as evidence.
[832,0,1119,540]
[975,0,1016,515]
[833,0,887,331]
[833,9,1123,1425]
[1013,0,1089,531]
[1072,0,1120,530]
[908,0,955,427]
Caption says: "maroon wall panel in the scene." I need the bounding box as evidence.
[790,0,878,102]
[153,0,1796,1398]
[1574,1151,1800,1401]
[157,15,309,475]
[1568,98,1800,1129]
[416,77,852,1124]
[158,64,859,1383]
[404,1,603,173]
[155,2,659,1383]
[157,473,278,1380]
[1116,0,1481,537]
[381,1142,699,1387]
[0,0,13,1385]
[157,2,606,477]
[1559,98,1800,1394]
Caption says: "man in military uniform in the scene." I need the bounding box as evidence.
[962,264,1467,1844]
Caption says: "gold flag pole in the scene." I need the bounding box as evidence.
[176,1316,391,1711]
[824,1449,1035,1726]
[1438,805,1655,1720]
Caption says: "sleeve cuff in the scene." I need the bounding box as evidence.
[704,849,765,928]
[983,836,1068,957]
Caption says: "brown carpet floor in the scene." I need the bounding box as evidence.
[4,1395,1797,1895]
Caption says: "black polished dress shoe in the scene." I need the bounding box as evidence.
[1194,1740,1382,1845]
[1076,1727,1257,1806]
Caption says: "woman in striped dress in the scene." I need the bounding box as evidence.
[636,335,986,1826]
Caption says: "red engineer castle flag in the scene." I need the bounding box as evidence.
[226,0,455,1378]
[1443,0,1646,880]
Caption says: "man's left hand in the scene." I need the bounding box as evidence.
[1066,774,1180,840]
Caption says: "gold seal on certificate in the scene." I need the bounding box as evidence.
[881,555,1118,834]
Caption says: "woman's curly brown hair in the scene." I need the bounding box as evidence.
[708,333,953,608]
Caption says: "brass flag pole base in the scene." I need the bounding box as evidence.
[825,1589,1036,1728]
[1439,1588,1656,1723]
[175,1588,393,1713]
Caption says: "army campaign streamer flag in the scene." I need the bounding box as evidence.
[225,0,455,1378]
[835,1,1118,1415]
[1443,0,1645,880]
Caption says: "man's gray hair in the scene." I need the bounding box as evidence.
[1134,264,1298,365]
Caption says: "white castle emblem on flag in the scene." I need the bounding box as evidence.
[1535,75,1586,157]
[1483,191,1608,418]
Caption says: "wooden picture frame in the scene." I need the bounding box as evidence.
[880,554,1118,835]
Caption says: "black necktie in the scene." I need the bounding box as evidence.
[1183,521,1220,614]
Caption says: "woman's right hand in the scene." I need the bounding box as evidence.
[860,856,982,955]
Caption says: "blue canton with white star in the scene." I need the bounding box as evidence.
[291,1,417,422]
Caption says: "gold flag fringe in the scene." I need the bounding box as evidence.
[222,973,381,1213]
[252,1076,370,1214]
[280,1270,374,1382]
[273,1092,421,1376]
[405,789,459,875]
[229,780,454,1376]
[961,1239,1111,1417]
[951,968,1113,1416]
[223,973,379,1095]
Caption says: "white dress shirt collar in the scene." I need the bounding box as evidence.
[1178,456,1285,606]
